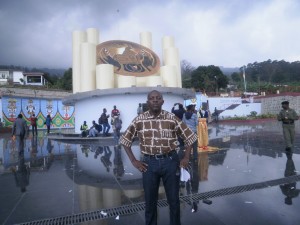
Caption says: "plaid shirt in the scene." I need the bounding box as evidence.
[120,110,197,155]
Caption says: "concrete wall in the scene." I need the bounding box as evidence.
[218,103,261,119]
[261,95,300,115]
[75,93,185,133]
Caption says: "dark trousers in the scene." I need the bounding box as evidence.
[142,151,181,225]
[102,123,110,135]
[32,124,37,135]
[47,125,50,134]
[283,124,295,148]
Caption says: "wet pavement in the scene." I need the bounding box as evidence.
[1,119,300,225]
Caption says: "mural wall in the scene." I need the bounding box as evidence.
[2,96,75,129]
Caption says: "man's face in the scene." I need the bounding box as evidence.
[147,91,164,113]
[282,104,288,110]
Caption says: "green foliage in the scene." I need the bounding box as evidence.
[52,68,72,90]
[190,65,228,92]
[244,60,300,83]
[249,111,257,117]
[224,113,277,120]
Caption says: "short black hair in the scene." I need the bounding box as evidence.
[281,101,289,105]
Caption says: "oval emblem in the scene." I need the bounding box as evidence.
[96,40,160,76]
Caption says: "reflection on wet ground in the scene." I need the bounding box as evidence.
[1,120,300,225]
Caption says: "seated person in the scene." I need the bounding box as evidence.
[89,120,102,137]
[80,121,89,137]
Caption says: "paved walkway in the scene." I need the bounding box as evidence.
[0,120,300,225]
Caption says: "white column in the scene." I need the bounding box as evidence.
[137,31,153,87]
[160,65,177,87]
[117,74,136,88]
[140,31,152,49]
[86,28,99,45]
[96,64,114,89]
[136,77,147,87]
[146,75,163,87]
[80,42,96,92]
[163,47,181,88]
[72,31,86,93]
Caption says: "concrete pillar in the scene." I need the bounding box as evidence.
[140,31,152,49]
[137,32,153,87]
[117,74,136,88]
[163,47,182,88]
[160,65,177,87]
[72,31,86,93]
[80,42,96,92]
[146,75,163,87]
[96,64,114,89]
[86,28,99,45]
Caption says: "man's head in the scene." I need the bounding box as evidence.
[84,121,87,124]
[18,114,23,119]
[186,104,194,111]
[92,120,96,124]
[103,108,107,113]
[281,101,289,110]
[147,90,164,114]
[113,105,117,109]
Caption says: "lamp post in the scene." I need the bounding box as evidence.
[214,76,218,96]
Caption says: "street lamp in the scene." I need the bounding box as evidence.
[214,76,218,96]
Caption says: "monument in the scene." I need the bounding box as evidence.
[63,28,195,132]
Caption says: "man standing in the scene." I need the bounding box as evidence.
[171,103,185,120]
[100,108,110,136]
[277,101,299,150]
[12,114,28,153]
[137,103,143,115]
[30,113,37,136]
[120,90,197,225]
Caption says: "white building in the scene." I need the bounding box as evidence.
[0,70,49,86]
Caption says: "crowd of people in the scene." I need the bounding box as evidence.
[8,90,299,225]
[80,105,123,145]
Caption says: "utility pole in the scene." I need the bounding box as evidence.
[214,76,218,96]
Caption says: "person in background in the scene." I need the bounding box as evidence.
[111,105,120,117]
[45,115,52,134]
[112,115,122,145]
[30,113,38,136]
[12,114,27,153]
[137,103,143,115]
[80,121,89,137]
[182,104,198,159]
[100,108,110,136]
[171,103,185,120]
[214,107,219,122]
[89,120,102,137]
[120,90,197,225]
[277,101,299,150]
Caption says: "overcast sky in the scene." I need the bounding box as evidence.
[1,0,300,69]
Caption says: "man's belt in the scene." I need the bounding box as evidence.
[143,150,176,159]
[283,121,294,124]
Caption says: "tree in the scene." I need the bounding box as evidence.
[191,65,228,93]
[57,68,72,90]
[231,72,241,83]
[181,60,195,88]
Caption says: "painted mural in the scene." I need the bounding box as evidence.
[2,96,75,129]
